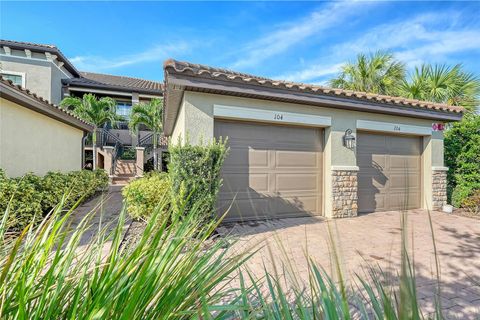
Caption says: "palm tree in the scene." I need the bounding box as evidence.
[128,98,163,170]
[401,64,480,112]
[329,51,406,96]
[60,93,118,170]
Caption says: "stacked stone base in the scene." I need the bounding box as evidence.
[332,170,358,218]
[432,169,447,210]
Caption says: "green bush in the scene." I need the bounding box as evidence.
[445,113,480,207]
[462,190,480,215]
[168,139,228,220]
[122,172,170,219]
[0,169,108,232]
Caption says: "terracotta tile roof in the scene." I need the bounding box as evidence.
[1,39,81,77]
[0,77,93,131]
[63,72,163,95]
[164,59,464,114]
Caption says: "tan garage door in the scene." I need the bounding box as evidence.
[215,120,323,221]
[358,132,422,213]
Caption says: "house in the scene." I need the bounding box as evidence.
[0,39,166,176]
[0,78,93,177]
[163,59,463,220]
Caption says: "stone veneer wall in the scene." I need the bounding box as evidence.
[332,170,358,218]
[432,169,448,210]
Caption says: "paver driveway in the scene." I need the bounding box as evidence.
[218,210,480,319]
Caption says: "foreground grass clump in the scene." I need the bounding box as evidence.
[0,169,108,231]
[0,198,249,319]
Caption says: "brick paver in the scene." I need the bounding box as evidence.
[218,210,480,319]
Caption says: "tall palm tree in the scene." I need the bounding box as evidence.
[401,64,480,112]
[128,98,163,170]
[329,51,406,96]
[60,93,118,170]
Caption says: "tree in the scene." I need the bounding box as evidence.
[400,64,480,112]
[60,94,118,170]
[129,98,163,170]
[329,51,406,96]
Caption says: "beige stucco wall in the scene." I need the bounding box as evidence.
[0,98,84,177]
[172,91,447,215]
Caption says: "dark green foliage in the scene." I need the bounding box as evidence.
[444,113,480,207]
[122,172,171,219]
[168,139,228,219]
[0,169,108,231]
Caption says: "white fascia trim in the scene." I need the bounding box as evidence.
[68,87,132,97]
[139,93,163,99]
[357,119,431,136]
[331,166,360,171]
[214,104,331,127]
[432,166,449,171]
[1,70,26,87]
[0,53,73,78]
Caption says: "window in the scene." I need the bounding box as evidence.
[116,101,132,120]
[1,72,25,87]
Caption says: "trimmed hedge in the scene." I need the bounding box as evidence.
[122,172,170,219]
[168,139,228,220]
[445,113,480,207]
[0,169,108,232]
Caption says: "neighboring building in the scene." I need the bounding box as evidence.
[0,78,93,177]
[0,40,165,179]
[0,39,163,147]
[163,60,463,220]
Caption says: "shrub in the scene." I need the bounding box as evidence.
[461,190,480,215]
[122,172,170,219]
[0,173,43,231]
[445,113,480,207]
[168,139,228,220]
[0,169,108,232]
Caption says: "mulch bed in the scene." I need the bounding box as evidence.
[451,208,480,220]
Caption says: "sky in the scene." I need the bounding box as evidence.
[1,1,480,85]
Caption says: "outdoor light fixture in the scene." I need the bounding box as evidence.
[343,129,356,149]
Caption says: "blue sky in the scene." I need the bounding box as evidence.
[2,1,480,84]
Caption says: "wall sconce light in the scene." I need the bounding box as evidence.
[343,129,355,149]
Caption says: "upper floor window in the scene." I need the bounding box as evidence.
[1,71,25,87]
[116,101,132,120]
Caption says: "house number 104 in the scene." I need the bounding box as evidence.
[274,114,284,120]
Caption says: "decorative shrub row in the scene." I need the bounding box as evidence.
[123,139,228,220]
[0,169,109,232]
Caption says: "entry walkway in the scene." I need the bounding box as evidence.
[218,210,480,319]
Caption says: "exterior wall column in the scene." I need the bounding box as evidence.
[432,167,448,210]
[135,147,145,177]
[102,146,115,179]
[324,120,358,219]
[131,93,140,147]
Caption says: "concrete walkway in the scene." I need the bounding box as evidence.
[218,210,480,319]
[69,185,130,252]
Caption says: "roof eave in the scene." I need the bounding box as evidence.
[63,80,163,96]
[163,72,463,135]
[0,82,93,132]
[1,41,80,77]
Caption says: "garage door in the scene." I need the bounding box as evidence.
[215,120,323,221]
[358,132,422,213]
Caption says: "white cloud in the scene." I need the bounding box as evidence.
[69,42,190,71]
[230,1,373,69]
[275,11,480,83]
